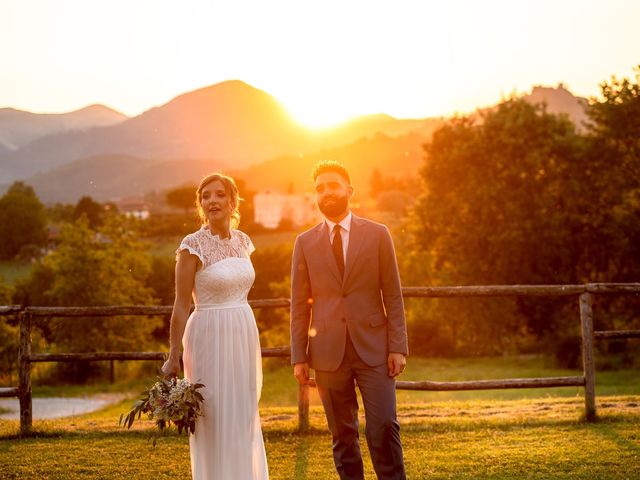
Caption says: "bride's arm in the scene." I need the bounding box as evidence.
[161,250,199,376]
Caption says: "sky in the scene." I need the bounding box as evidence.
[2,0,639,127]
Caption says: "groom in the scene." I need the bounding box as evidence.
[290,160,408,480]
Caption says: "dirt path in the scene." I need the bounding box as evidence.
[0,394,125,420]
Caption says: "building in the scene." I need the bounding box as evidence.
[253,190,321,229]
[114,196,150,220]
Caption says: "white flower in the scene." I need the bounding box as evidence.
[120,376,206,446]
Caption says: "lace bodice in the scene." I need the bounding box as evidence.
[177,227,256,306]
[178,227,255,269]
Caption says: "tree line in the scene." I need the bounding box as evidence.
[404,66,639,365]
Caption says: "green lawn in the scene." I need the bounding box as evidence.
[2,356,639,478]
[25,355,640,407]
[1,396,638,479]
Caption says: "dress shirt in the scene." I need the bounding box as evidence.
[325,212,351,265]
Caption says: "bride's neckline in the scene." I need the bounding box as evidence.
[201,225,234,242]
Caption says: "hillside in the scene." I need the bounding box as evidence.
[0,81,310,182]
[230,132,430,198]
[24,155,225,203]
[0,81,593,203]
[0,104,127,151]
[0,81,441,185]
[19,129,433,203]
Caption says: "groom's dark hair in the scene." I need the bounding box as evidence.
[312,160,351,185]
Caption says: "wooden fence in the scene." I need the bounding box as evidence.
[1,283,639,435]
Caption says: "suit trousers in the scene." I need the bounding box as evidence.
[315,333,406,480]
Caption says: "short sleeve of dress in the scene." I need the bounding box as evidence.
[238,231,255,256]
[176,233,204,264]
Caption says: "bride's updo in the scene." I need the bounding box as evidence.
[196,173,241,229]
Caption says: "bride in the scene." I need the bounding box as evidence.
[162,173,269,479]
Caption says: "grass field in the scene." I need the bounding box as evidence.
[1,356,639,479]
[25,355,640,406]
[1,396,638,479]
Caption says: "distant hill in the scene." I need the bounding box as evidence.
[0,81,312,183]
[0,81,441,184]
[229,132,428,199]
[523,84,589,130]
[0,104,127,151]
[23,155,225,203]
[20,132,432,204]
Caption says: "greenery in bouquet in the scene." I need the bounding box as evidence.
[120,376,205,445]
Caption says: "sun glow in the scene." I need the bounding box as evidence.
[284,103,361,130]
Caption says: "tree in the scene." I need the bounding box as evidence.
[248,243,293,351]
[0,182,47,260]
[235,178,256,229]
[581,66,640,282]
[166,185,197,214]
[410,80,640,360]
[14,216,161,382]
[410,99,588,356]
[73,196,106,229]
[369,168,421,200]
[581,67,640,357]
[413,99,585,287]
[588,65,640,183]
[47,202,75,223]
[369,168,385,198]
[375,190,413,216]
[0,278,18,383]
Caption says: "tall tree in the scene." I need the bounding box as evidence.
[0,182,47,260]
[409,99,588,355]
[409,77,640,359]
[580,67,640,348]
[581,66,640,282]
[413,99,585,287]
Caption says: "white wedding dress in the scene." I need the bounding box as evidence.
[178,227,269,480]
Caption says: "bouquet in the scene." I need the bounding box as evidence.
[120,376,205,445]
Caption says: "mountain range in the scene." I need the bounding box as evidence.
[0,81,589,203]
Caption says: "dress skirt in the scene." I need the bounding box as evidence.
[182,303,269,480]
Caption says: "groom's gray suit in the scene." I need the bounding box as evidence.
[290,213,408,480]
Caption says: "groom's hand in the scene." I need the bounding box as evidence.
[293,362,310,385]
[388,353,406,377]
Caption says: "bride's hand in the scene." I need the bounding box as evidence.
[161,356,181,378]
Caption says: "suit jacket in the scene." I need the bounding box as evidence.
[290,214,408,371]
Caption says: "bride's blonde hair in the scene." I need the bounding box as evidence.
[195,173,241,229]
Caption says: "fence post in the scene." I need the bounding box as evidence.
[579,292,597,421]
[298,382,310,433]
[18,311,32,435]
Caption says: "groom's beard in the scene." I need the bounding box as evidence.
[318,194,349,218]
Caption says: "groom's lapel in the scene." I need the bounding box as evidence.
[343,214,365,285]
[312,222,343,284]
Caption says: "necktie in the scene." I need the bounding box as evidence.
[332,224,345,278]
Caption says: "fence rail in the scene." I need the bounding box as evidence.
[1,282,639,435]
